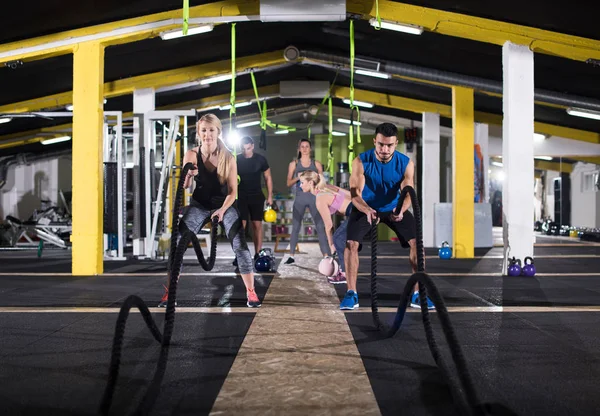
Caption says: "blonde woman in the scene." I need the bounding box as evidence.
[159,113,261,308]
[299,170,352,284]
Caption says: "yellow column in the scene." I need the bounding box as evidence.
[72,41,105,275]
[452,87,475,258]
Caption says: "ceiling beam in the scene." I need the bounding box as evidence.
[0,51,287,114]
[3,83,600,150]
[0,86,279,149]
[0,0,260,65]
[2,0,599,67]
[332,86,600,144]
[569,156,600,165]
[347,0,600,62]
[534,160,573,173]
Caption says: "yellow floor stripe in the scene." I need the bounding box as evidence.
[0,271,597,277]
[1,306,598,314]
[356,272,600,277]
[346,306,600,313]
[0,307,255,313]
[359,254,600,259]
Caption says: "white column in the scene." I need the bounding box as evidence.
[422,112,440,247]
[474,123,490,203]
[132,88,155,257]
[502,41,535,270]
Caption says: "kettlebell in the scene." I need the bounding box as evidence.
[507,257,522,276]
[254,248,275,272]
[522,256,536,277]
[263,205,277,223]
[438,241,452,259]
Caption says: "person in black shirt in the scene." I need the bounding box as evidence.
[236,136,273,260]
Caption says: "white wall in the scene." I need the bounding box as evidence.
[0,157,72,220]
[570,162,600,228]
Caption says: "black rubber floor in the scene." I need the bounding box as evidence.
[0,312,255,416]
[0,273,272,308]
[0,240,598,415]
[346,311,600,416]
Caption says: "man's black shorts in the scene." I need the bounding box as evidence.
[237,194,265,222]
[346,207,416,248]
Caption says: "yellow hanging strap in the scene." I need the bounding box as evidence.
[348,20,363,172]
[327,97,334,179]
[250,71,264,122]
[228,23,240,191]
[229,23,237,155]
[182,0,189,35]
[249,70,296,133]
[374,0,382,30]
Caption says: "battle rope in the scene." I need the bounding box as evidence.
[100,162,219,415]
[369,185,487,416]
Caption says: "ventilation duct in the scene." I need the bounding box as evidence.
[290,47,600,113]
[260,0,345,22]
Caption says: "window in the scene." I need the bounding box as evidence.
[581,171,599,193]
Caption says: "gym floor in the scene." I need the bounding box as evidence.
[0,234,599,415]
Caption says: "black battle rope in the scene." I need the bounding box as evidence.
[369,185,486,416]
[100,162,219,415]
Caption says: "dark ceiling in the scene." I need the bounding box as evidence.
[0,1,599,157]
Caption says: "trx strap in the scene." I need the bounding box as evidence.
[249,70,296,133]
[182,0,189,35]
[229,23,240,191]
[347,20,363,172]
[328,97,334,179]
[230,23,237,132]
[374,0,382,30]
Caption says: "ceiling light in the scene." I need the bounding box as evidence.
[533,133,547,142]
[200,74,233,85]
[331,131,345,136]
[275,129,289,135]
[160,24,214,41]
[219,101,251,111]
[491,161,503,168]
[534,156,553,161]
[41,136,71,145]
[355,69,391,79]
[226,129,241,147]
[237,120,261,128]
[566,107,600,121]
[369,18,424,35]
[337,118,361,126]
[342,99,374,108]
[0,117,12,124]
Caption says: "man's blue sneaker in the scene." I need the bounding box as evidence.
[410,291,435,310]
[340,290,359,310]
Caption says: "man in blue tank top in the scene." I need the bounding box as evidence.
[339,122,434,311]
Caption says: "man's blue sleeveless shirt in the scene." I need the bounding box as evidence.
[359,148,410,212]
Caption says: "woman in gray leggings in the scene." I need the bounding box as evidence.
[159,113,260,308]
[284,138,331,264]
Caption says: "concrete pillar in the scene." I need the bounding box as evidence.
[502,41,535,269]
[72,41,105,275]
[422,112,440,247]
[134,88,155,113]
[132,88,155,256]
[474,123,490,203]
[452,87,475,258]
